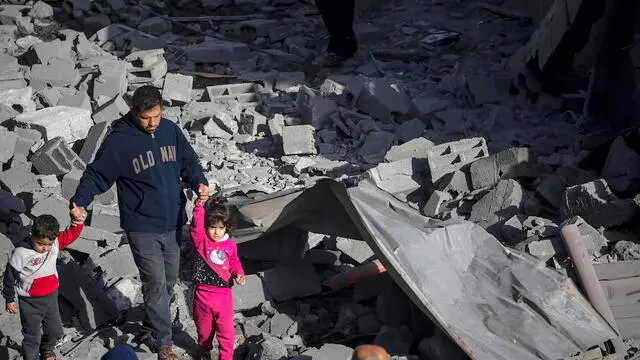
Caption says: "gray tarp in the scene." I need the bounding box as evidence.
[231,179,617,360]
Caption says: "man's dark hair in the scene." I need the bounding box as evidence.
[131,85,162,114]
[31,215,60,240]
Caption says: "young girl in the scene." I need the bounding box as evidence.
[190,197,246,360]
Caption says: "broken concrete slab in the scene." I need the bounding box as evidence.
[80,122,110,164]
[260,261,321,302]
[426,137,488,183]
[162,72,192,106]
[355,78,412,122]
[561,179,637,228]
[384,137,434,162]
[30,193,72,230]
[0,166,39,195]
[105,277,142,312]
[469,147,537,189]
[358,131,396,164]
[365,158,429,200]
[234,274,267,312]
[469,179,524,236]
[15,105,93,143]
[335,237,374,264]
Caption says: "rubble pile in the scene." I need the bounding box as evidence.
[0,0,639,359]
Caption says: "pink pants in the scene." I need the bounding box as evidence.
[193,287,235,360]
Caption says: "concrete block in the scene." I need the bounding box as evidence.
[469,147,537,189]
[92,244,137,285]
[93,95,129,124]
[0,86,36,114]
[94,59,128,99]
[58,90,92,112]
[426,137,488,183]
[423,190,452,217]
[528,235,596,262]
[267,114,285,143]
[77,225,121,248]
[282,125,317,155]
[80,122,110,164]
[30,193,69,227]
[15,105,93,143]
[260,261,321,301]
[57,252,120,330]
[162,72,192,106]
[91,204,122,233]
[601,136,640,194]
[355,78,412,122]
[335,237,374,264]
[469,179,524,236]
[203,118,232,140]
[32,137,85,176]
[384,137,434,162]
[366,158,429,199]
[434,170,470,195]
[269,313,296,338]
[297,87,337,129]
[394,118,425,144]
[561,179,636,228]
[126,50,167,83]
[247,335,288,360]
[274,71,305,92]
[234,274,267,312]
[0,165,37,194]
[239,108,267,136]
[61,169,83,200]
[27,39,73,65]
[187,38,250,63]
[206,83,257,106]
[358,131,396,164]
[0,128,17,163]
[212,108,239,135]
[502,215,559,245]
[433,108,466,132]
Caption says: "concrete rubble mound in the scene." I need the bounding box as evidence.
[0,0,639,360]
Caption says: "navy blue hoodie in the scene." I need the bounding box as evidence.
[73,113,207,233]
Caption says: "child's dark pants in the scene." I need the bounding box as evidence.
[18,291,63,360]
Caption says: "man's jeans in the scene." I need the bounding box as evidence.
[126,231,180,348]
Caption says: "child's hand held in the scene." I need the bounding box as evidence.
[6,302,17,314]
[236,274,247,286]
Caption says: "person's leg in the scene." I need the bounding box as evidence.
[213,292,235,360]
[161,230,180,301]
[193,289,216,352]
[315,0,357,58]
[18,296,46,360]
[40,292,63,356]
[127,232,172,349]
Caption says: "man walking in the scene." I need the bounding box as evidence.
[72,86,209,360]
[314,0,358,66]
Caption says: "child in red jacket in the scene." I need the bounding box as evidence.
[190,197,246,360]
[3,204,86,360]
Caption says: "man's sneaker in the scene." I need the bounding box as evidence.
[158,345,179,360]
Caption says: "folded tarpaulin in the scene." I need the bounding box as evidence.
[231,179,617,360]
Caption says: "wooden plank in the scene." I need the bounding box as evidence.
[611,304,640,319]
[593,261,640,281]
[600,277,640,307]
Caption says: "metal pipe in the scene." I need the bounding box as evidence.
[322,259,387,290]
[560,224,625,354]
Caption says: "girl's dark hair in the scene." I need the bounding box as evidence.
[204,197,234,230]
[32,215,60,240]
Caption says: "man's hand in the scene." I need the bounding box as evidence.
[197,184,209,202]
[6,302,17,314]
[236,274,247,286]
[70,202,87,226]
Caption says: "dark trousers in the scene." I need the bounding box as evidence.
[315,0,358,57]
[18,291,63,360]
[126,231,180,348]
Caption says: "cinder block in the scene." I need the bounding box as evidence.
[162,72,192,106]
[93,95,129,124]
[32,137,86,176]
[93,59,128,99]
[91,203,122,233]
[426,137,488,183]
[240,108,267,136]
[297,86,337,129]
[384,137,434,162]
[15,105,93,143]
[423,190,452,217]
[355,78,412,122]
[469,147,537,189]
[61,170,83,200]
[206,83,258,107]
[267,114,285,144]
[126,49,167,83]
[366,158,429,199]
[80,122,110,164]
[282,125,317,155]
